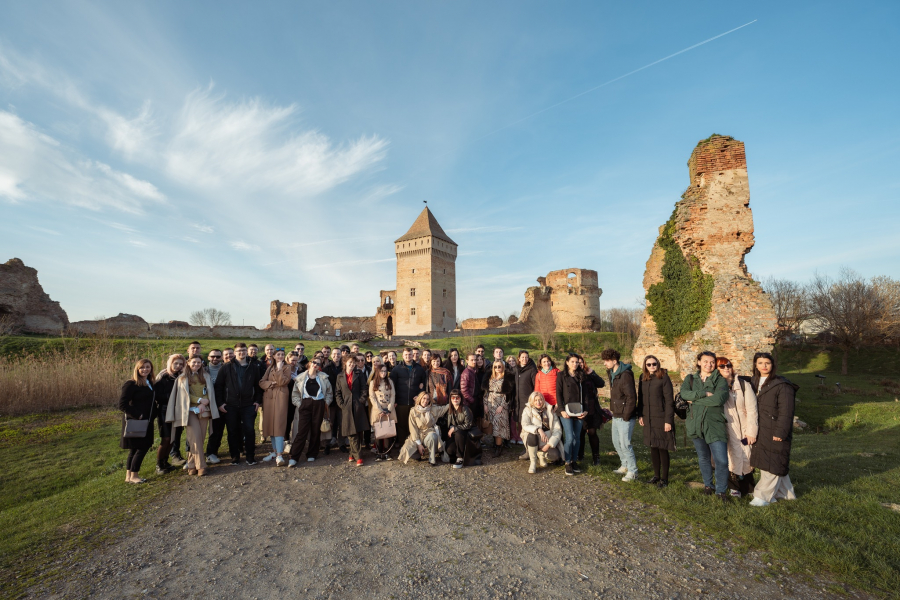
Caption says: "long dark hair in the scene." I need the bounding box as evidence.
[564,353,583,380]
[372,365,393,391]
[448,390,464,416]
[641,355,666,381]
[752,352,777,379]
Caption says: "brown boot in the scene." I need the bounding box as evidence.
[187,468,197,475]
[197,469,206,477]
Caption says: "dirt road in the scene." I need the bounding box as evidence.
[35,448,850,599]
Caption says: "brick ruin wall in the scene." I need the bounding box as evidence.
[632,135,776,374]
[310,316,377,336]
[460,316,502,330]
[268,300,307,331]
[518,268,602,333]
[0,258,69,334]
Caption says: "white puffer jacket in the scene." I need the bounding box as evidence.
[520,405,562,448]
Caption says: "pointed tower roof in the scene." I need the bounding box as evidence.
[394,207,456,245]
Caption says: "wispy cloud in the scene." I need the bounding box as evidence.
[0,111,166,213]
[165,86,389,199]
[192,224,214,234]
[230,240,260,252]
[28,225,61,236]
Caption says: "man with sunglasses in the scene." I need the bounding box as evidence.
[205,349,226,464]
[293,343,309,371]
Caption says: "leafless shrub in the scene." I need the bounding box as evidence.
[189,308,232,327]
[806,269,897,375]
[528,306,556,352]
[762,277,809,340]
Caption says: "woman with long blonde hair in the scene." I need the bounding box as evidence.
[166,356,219,476]
[119,359,157,484]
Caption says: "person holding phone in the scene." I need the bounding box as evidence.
[556,354,589,476]
[636,355,675,488]
[166,356,219,476]
[717,357,758,497]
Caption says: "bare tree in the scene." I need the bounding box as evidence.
[806,269,888,375]
[528,306,556,352]
[608,307,642,339]
[872,275,900,344]
[763,277,809,340]
[189,308,232,327]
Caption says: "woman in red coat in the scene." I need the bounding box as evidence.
[533,354,559,407]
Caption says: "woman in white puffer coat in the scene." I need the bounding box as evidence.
[520,391,563,474]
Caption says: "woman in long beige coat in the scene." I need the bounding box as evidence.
[398,392,450,466]
[165,356,219,476]
[717,357,758,497]
[369,363,397,461]
[260,348,293,466]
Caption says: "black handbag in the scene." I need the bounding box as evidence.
[123,387,155,438]
[673,374,691,419]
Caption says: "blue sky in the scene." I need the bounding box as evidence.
[1,1,898,326]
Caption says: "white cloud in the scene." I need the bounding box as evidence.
[129,240,147,247]
[0,110,166,213]
[28,225,61,236]
[98,101,158,160]
[164,87,389,198]
[230,240,260,252]
[192,224,214,234]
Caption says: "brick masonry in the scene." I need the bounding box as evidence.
[632,135,776,375]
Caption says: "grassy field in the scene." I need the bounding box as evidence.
[1,335,897,596]
[586,345,900,596]
[0,409,179,598]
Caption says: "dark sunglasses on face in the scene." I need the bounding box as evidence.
[646,362,658,367]
[719,364,733,369]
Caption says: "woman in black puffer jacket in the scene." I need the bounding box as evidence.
[749,352,798,507]
[636,355,675,488]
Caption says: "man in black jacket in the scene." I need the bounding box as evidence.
[214,342,263,465]
[321,348,344,453]
[390,347,426,449]
[602,348,638,480]
[513,351,537,458]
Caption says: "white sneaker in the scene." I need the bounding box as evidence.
[182,463,188,470]
[528,463,536,474]
[453,458,464,470]
[206,454,221,464]
[275,456,286,467]
[614,466,628,474]
[262,452,276,462]
[307,457,315,462]
[749,497,771,507]
[287,459,297,468]
[622,471,637,482]
[730,490,742,498]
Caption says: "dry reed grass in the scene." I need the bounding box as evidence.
[0,338,179,416]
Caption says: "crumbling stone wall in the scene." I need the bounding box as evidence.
[632,135,776,374]
[461,316,502,330]
[311,316,376,337]
[375,290,396,337]
[268,300,307,331]
[518,269,602,333]
[70,314,149,337]
[0,258,69,334]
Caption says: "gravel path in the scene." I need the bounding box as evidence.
[34,447,856,599]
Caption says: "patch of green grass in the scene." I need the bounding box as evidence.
[0,409,180,598]
[588,347,900,596]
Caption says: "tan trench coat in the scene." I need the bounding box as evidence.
[724,377,759,475]
[165,371,220,427]
[259,362,292,438]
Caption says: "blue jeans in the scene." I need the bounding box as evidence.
[560,416,583,464]
[692,438,729,494]
[611,418,637,474]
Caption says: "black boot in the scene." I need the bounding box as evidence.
[493,445,503,457]
[592,456,601,467]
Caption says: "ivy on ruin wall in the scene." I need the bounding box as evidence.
[646,209,714,348]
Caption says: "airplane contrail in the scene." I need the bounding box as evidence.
[473,19,758,141]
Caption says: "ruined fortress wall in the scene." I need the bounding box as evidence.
[311,316,376,336]
[269,300,307,331]
[460,316,502,330]
[519,269,602,333]
[632,135,776,374]
[0,258,69,334]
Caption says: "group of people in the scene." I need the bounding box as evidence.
[118,340,797,507]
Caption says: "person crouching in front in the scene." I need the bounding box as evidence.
[520,391,563,474]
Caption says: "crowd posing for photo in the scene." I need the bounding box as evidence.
[119,341,797,507]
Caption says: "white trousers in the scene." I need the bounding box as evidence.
[753,470,796,503]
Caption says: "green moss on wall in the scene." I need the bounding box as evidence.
[646,209,714,348]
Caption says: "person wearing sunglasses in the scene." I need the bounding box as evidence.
[481,358,515,457]
[259,348,292,466]
[636,355,675,488]
[716,357,758,498]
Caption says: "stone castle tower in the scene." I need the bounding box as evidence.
[392,207,457,336]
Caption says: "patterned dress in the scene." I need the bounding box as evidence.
[484,377,510,439]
